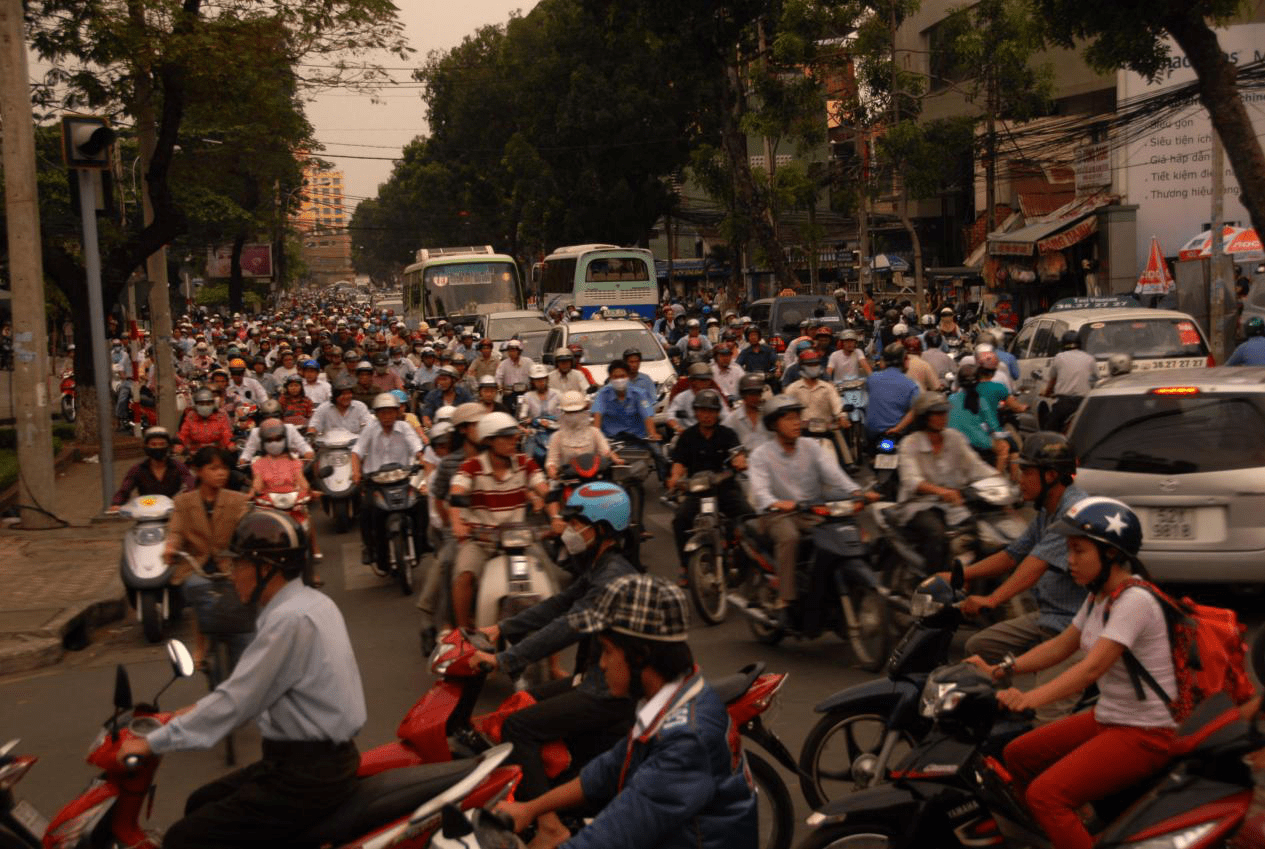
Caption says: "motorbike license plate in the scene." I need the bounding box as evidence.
[843,390,863,406]
[874,453,899,470]
[1149,507,1194,540]
[700,497,716,514]
[11,799,48,839]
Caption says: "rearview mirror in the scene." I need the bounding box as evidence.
[113,664,133,711]
[166,640,196,678]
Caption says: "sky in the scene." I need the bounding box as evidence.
[303,0,536,211]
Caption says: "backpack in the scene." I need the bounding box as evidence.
[1103,577,1255,723]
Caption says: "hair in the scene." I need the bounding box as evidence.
[607,359,629,377]
[189,445,235,470]
[964,384,980,415]
[605,630,694,682]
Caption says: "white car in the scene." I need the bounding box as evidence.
[540,318,675,391]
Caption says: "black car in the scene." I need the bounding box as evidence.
[748,296,847,345]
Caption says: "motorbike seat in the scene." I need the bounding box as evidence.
[709,662,767,705]
[297,759,478,846]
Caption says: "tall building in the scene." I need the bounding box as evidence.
[294,163,354,285]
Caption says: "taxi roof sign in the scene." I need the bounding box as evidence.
[1049,295,1142,312]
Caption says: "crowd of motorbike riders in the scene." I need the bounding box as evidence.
[102,292,1265,849]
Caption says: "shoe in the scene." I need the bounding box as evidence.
[775,602,797,631]
[419,626,437,656]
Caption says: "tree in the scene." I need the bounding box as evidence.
[1036,0,1265,242]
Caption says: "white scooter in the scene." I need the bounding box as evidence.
[314,427,360,533]
[470,523,556,627]
[118,494,176,643]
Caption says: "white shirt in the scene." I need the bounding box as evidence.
[227,376,268,404]
[828,349,865,380]
[302,378,331,406]
[711,363,745,400]
[548,369,588,394]
[634,674,687,736]
[310,399,373,435]
[354,419,424,474]
[524,389,561,421]
[496,356,535,389]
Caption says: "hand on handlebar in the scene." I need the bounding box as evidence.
[996,687,1037,714]
[959,595,993,617]
[470,650,499,673]
[770,500,796,513]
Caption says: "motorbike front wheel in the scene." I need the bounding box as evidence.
[332,498,351,534]
[393,530,414,596]
[687,546,727,625]
[61,394,76,423]
[842,586,890,672]
[798,710,913,809]
[747,750,794,849]
[798,822,897,849]
[743,574,784,646]
[139,590,163,644]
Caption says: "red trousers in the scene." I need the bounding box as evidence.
[1004,710,1175,849]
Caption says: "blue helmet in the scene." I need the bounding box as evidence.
[795,339,813,354]
[390,389,409,405]
[1051,496,1143,559]
[564,481,631,533]
[301,359,320,369]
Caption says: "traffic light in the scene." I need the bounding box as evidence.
[61,115,116,169]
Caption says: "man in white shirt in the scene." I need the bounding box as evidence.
[309,378,373,436]
[709,343,744,400]
[351,393,425,567]
[495,339,534,389]
[300,360,330,406]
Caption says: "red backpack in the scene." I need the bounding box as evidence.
[1103,577,1255,723]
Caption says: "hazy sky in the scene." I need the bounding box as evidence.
[305,1,535,209]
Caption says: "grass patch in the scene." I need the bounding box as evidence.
[0,432,70,490]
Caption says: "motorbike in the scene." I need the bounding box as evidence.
[59,369,76,423]
[520,414,557,470]
[365,462,424,595]
[835,378,867,467]
[678,464,742,625]
[798,664,1258,849]
[363,628,800,849]
[0,640,523,849]
[727,501,890,670]
[118,494,177,644]
[870,434,901,501]
[315,427,360,533]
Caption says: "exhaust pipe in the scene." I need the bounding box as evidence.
[728,595,778,628]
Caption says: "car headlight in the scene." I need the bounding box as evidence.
[909,591,944,619]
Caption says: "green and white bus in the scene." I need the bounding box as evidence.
[402,246,524,328]
[535,244,658,320]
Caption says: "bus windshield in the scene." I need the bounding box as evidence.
[423,262,520,318]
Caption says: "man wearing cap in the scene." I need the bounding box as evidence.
[352,393,426,567]
[471,337,502,381]
[674,318,712,355]
[494,339,533,389]
[547,348,588,395]
[227,358,267,405]
[419,367,473,428]
[411,347,440,388]
[309,378,373,437]
[497,574,757,849]
[709,343,744,401]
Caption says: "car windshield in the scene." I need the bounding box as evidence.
[774,299,842,331]
[569,328,665,363]
[487,315,550,338]
[1072,392,1265,474]
[517,331,550,360]
[1080,318,1207,360]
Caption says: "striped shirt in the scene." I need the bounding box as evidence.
[452,452,545,528]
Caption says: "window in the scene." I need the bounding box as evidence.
[925,19,969,94]
[1080,319,1208,360]
[1028,321,1055,361]
[1011,323,1036,359]
[585,258,650,282]
[541,258,577,296]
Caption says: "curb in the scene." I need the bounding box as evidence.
[0,593,128,677]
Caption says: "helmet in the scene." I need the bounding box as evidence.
[435,404,457,423]
[563,480,631,533]
[528,364,549,380]
[228,358,247,371]
[1247,317,1265,338]
[956,363,979,388]
[193,388,215,405]
[914,391,950,418]
[566,574,688,641]
[476,411,520,442]
[372,392,400,410]
[142,426,172,444]
[738,373,765,394]
[902,336,923,355]
[436,365,458,379]
[284,374,303,386]
[223,508,308,578]
[451,402,486,427]
[1060,330,1081,350]
[692,389,723,410]
[1106,353,1133,376]
[939,307,954,317]
[355,360,373,373]
[332,376,356,394]
[259,418,286,441]
[840,329,860,343]
[1051,496,1143,560]
[687,362,711,379]
[1017,431,1076,478]
[883,342,907,367]
[687,318,700,328]
[371,352,388,366]
[920,314,936,328]
[301,359,320,370]
[622,348,642,360]
[477,375,498,389]
[976,350,1000,372]
[328,345,343,357]
[554,347,574,361]
[505,339,522,350]
[428,421,455,443]
[390,389,409,405]
[884,309,900,324]
[560,390,588,412]
[813,326,834,339]
[797,349,822,366]
[259,399,283,418]
[762,395,804,430]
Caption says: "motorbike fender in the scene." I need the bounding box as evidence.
[319,459,356,496]
[812,523,868,558]
[813,676,920,716]
[395,680,464,763]
[118,556,173,591]
[807,782,925,834]
[683,527,715,554]
[44,781,121,848]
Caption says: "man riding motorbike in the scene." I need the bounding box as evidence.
[178,388,234,453]
[109,426,194,509]
[722,372,772,452]
[864,342,919,442]
[351,392,426,567]
[309,375,373,437]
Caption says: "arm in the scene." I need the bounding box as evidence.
[1000,634,1125,712]
[967,554,1049,611]
[111,463,143,507]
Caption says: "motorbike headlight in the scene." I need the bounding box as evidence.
[372,468,409,484]
[688,478,710,493]
[430,642,459,676]
[909,591,944,620]
[136,526,166,545]
[920,681,964,718]
[1117,821,1219,849]
[501,529,534,549]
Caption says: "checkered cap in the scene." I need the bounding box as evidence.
[568,574,690,642]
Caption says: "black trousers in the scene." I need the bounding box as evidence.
[164,739,359,849]
[908,507,949,574]
[501,679,634,801]
[1046,395,1084,433]
[671,483,752,566]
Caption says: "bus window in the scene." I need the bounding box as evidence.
[541,258,576,295]
[586,258,650,282]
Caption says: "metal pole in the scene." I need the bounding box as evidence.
[78,169,114,509]
[1210,135,1226,362]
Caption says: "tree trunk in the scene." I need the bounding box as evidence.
[898,181,926,312]
[1164,13,1265,242]
[229,233,247,312]
[985,108,997,235]
[720,64,799,292]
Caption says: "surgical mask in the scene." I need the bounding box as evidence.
[264,439,286,456]
[392,356,403,364]
[802,365,823,379]
[144,445,170,462]
[195,404,215,417]
[561,526,590,555]
[610,378,629,392]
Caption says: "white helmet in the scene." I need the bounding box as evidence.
[372,392,400,410]
[435,404,456,423]
[476,411,520,443]
[528,364,549,380]
[560,390,588,412]
[477,375,498,388]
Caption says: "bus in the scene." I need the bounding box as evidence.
[537,244,658,320]
[401,245,524,329]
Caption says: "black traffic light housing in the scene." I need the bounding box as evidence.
[61,115,116,169]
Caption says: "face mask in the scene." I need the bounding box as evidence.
[802,365,822,379]
[392,356,403,364]
[264,439,286,456]
[561,525,590,555]
[562,411,588,427]
[610,378,629,392]
[144,445,170,462]
[195,404,215,417]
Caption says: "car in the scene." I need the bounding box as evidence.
[748,295,848,351]
[1009,296,1212,427]
[474,310,553,361]
[539,318,675,390]
[1068,366,1265,587]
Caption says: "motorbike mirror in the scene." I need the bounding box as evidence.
[950,559,965,591]
[166,640,196,678]
[113,664,133,711]
[319,466,336,478]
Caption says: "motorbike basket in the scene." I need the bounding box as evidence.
[197,583,256,635]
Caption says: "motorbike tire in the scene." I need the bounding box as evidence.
[139,590,163,644]
[61,394,76,423]
[796,822,897,849]
[687,547,728,625]
[332,499,351,534]
[798,710,913,810]
[743,574,784,646]
[206,640,237,767]
[844,586,890,673]
[747,750,794,849]
[394,532,414,596]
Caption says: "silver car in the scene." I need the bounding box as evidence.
[1068,366,1265,585]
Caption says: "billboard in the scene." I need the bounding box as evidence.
[206,243,273,279]
[1116,24,1265,270]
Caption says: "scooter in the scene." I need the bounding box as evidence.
[315,427,360,533]
[365,462,423,595]
[118,494,177,644]
[870,433,900,500]
[59,368,76,423]
[835,378,867,467]
[0,641,523,849]
[679,466,741,625]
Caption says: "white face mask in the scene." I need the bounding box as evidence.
[562,410,588,427]
[802,365,823,379]
[195,404,215,417]
[561,525,589,555]
[264,439,286,456]
[610,377,629,392]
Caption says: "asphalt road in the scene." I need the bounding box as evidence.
[0,476,881,846]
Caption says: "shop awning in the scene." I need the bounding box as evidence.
[987,192,1113,258]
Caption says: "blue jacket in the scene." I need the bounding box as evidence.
[567,670,757,849]
[419,385,472,420]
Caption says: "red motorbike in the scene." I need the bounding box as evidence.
[359,628,800,849]
[59,369,75,423]
[0,641,522,849]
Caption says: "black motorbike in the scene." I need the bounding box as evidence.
[365,462,424,594]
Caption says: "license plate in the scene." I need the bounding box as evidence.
[843,391,863,405]
[700,498,716,514]
[1150,507,1194,540]
[874,453,899,469]
[11,799,48,839]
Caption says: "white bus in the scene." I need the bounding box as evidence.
[536,244,658,321]
[401,245,524,329]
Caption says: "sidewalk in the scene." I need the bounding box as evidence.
[0,452,140,675]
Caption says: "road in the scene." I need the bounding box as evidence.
[0,475,880,846]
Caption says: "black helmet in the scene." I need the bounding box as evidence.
[762,395,804,430]
[332,375,356,394]
[882,341,907,367]
[1017,431,1076,478]
[884,309,900,324]
[223,508,308,579]
[692,388,723,410]
[956,363,979,388]
[259,399,282,418]
[142,426,172,444]
[738,373,765,394]
[687,361,711,379]
[371,352,388,366]
[1247,317,1265,338]
[1060,330,1081,350]
[622,348,642,360]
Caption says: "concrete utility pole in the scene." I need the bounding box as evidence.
[0,0,59,529]
[1209,134,1228,362]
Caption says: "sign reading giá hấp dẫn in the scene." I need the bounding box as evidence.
[1116,23,1265,272]
[206,244,273,279]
